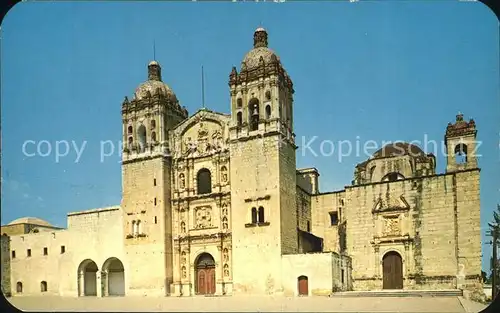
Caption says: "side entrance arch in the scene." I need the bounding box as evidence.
[195,253,216,295]
[297,275,308,296]
[382,251,403,289]
[102,257,125,296]
[77,259,98,296]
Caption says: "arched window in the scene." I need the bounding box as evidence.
[197,168,212,194]
[220,166,228,183]
[127,136,133,149]
[150,119,156,129]
[369,166,376,179]
[40,281,47,292]
[16,282,22,293]
[381,172,405,182]
[251,207,257,224]
[137,220,142,234]
[151,132,157,142]
[454,143,468,164]
[236,98,243,108]
[258,206,265,223]
[237,111,243,126]
[127,125,133,134]
[179,173,186,189]
[137,124,147,152]
[265,105,271,119]
[248,98,260,131]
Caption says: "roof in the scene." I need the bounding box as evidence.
[371,142,425,159]
[7,217,53,227]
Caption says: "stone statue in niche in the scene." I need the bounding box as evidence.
[180,221,186,233]
[181,251,187,264]
[383,216,400,236]
[221,203,228,216]
[195,206,212,229]
[181,266,187,279]
[223,248,229,262]
[223,264,230,277]
[179,173,186,189]
[222,217,228,230]
[221,166,228,184]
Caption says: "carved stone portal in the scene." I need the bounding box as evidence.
[195,206,212,229]
[383,216,400,236]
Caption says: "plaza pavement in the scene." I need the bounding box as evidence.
[5,295,489,312]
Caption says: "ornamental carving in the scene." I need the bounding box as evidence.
[195,206,212,229]
[383,216,400,236]
[223,264,230,277]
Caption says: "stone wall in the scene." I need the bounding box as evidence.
[9,206,124,297]
[311,191,345,253]
[343,169,481,291]
[1,234,11,296]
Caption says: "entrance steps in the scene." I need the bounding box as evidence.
[330,289,463,298]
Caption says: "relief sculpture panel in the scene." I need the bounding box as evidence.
[195,206,213,229]
[383,215,400,237]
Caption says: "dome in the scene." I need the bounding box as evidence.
[8,217,52,227]
[134,80,176,101]
[242,47,280,68]
[133,60,177,102]
[241,27,281,69]
[372,142,425,159]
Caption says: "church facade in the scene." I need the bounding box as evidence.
[1,28,481,298]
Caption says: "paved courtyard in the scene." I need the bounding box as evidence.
[6,295,488,312]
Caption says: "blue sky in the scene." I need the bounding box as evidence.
[1,1,498,272]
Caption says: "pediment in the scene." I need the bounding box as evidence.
[372,194,410,213]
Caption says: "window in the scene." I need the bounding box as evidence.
[154,198,157,206]
[27,249,31,257]
[341,269,345,284]
[249,98,260,131]
[40,281,47,292]
[454,143,468,164]
[16,282,22,293]
[11,250,15,259]
[127,125,133,134]
[329,212,339,226]
[236,98,242,108]
[153,178,157,186]
[151,131,157,142]
[151,119,156,129]
[251,207,257,224]
[258,207,265,223]
[154,216,157,224]
[197,168,212,194]
[60,246,65,254]
[265,90,271,101]
[265,105,271,119]
[381,172,405,182]
[237,111,243,126]
[128,136,133,149]
[137,124,147,152]
[43,247,48,255]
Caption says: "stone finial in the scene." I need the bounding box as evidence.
[148,60,162,81]
[253,27,268,48]
[456,111,464,122]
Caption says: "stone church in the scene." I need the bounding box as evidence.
[1,28,481,298]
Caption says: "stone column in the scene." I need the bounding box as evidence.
[374,246,380,278]
[78,271,85,296]
[96,272,102,297]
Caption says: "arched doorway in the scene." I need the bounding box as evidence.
[297,276,308,296]
[195,253,216,295]
[382,251,403,289]
[102,257,125,296]
[77,259,98,296]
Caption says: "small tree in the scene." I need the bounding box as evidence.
[487,204,500,300]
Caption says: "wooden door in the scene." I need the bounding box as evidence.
[298,276,308,296]
[383,252,403,289]
[196,268,216,295]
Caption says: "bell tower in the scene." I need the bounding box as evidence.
[121,60,188,296]
[228,28,298,295]
[444,112,478,172]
